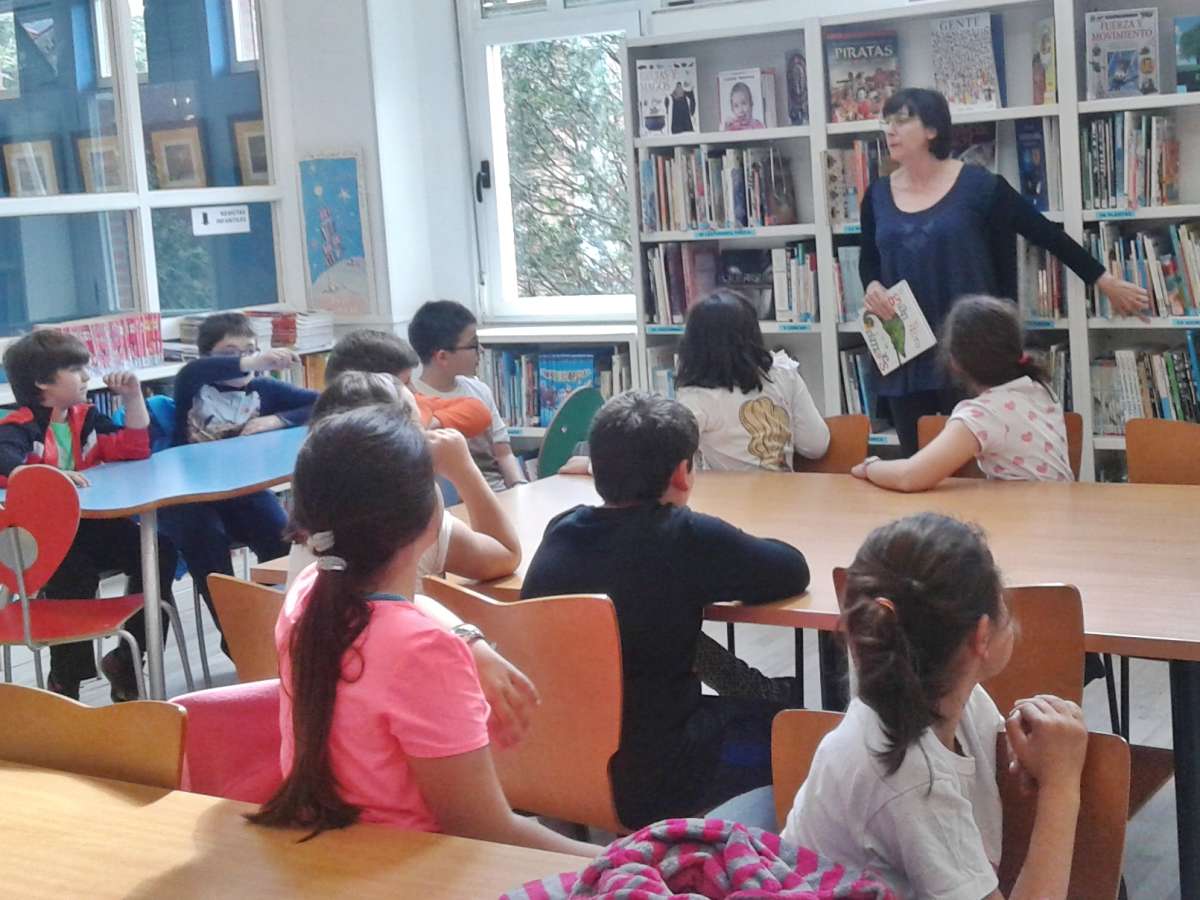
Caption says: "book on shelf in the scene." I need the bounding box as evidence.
[825,30,900,124]
[930,13,1006,112]
[770,243,819,323]
[950,122,997,172]
[1086,222,1200,317]
[1080,112,1179,209]
[718,68,777,131]
[838,346,887,428]
[1091,340,1200,433]
[479,346,631,429]
[1016,236,1067,320]
[1034,17,1057,105]
[835,245,865,322]
[38,312,163,374]
[823,138,893,225]
[646,344,678,399]
[786,50,808,125]
[644,242,719,324]
[1178,17,1200,93]
[1085,8,1160,100]
[861,280,936,376]
[636,58,698,137]
[1015,118,1061,212]
[245,310,335,351]
[1029,343,1071,410]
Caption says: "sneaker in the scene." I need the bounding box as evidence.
[101,649,140,703]
[46,672,80,701]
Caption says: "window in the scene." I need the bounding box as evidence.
[228,0,259,69]
[0,12,18,99]
[94,0,148,84]
[482,0,547,18]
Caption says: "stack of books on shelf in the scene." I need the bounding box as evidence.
[247,311,336,351]
[479,347,633,429]
[644,242,717,324]
[824,139,891,225]
[1091,338,1200,434]
[1085,222,1200,316]
[771,244,819,323]
[638,145,797,234]
[1016,236,1066,320]
[646,344,679,399]
[88,390,126,419]
[39,313,163,373]
[839,347,880,420]
[1080,112,1180,210]
[834,246,865,322]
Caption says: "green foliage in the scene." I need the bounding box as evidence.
[153,210,218,313]
[500,33,632,299]
[0,13,18,95]
[1181,22,1200,65]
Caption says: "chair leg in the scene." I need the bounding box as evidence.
[726,623,736,656]
[32,647,44,689]
[2,645,10,683]
[94,638,104,679]
[162,602,196,693]
[1119,656,1131,742]
[1103,654,1122,736]
[193,589,212,688]
[116,630,147,700]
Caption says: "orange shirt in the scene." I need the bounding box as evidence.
[413,393,491,438]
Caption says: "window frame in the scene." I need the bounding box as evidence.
[0,10,20,100]
[457,0,644,322]
[227,0,260,74]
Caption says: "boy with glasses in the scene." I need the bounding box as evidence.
[408,301,525,490]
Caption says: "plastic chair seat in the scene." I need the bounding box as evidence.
[0,596,144,646]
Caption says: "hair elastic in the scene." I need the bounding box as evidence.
[1018,352,1031,365]
[316,556,348,572]
[875,597,896,614]
[309,530,336,553]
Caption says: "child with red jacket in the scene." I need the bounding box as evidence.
[0,331,179,701]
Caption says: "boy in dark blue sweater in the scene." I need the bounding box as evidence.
[161,313,316,649]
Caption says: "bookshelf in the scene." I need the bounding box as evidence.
[611,0,1200,479]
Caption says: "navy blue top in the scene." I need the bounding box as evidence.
[172,355,316,446]
[860,164,1106,396]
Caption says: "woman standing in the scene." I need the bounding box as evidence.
[860,87,1148,455]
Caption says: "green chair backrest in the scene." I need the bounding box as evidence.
[538,387,605,479]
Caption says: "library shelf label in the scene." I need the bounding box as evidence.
[842,224,862,234]
[1096,209,1135,220]
[1025,318,1057,329]
[777,322,815,332]
[646,324,685,334]
[1172,317,1200,328]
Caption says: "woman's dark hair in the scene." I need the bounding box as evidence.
[882,88,952,160]
[249,404,437,837]
[197,312,255,355]
[310,371,405,426]
[326,329,419,382]
[3,331,90,409]
[842,513,1004,776]
[941,294,1051,392]
[675,290,773,394]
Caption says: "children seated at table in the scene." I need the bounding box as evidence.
[0,332,179,701]
[851,295,1073,491]
[285,370,520,583]
[251,403,593,855]
[782,513,1086,900]
[676,290,830,471]
[520,391,811,828]
[408,300,526,490]
[161,313,317,652]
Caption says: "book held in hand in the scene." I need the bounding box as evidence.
[636,58,698,137]
[860,280,936,376]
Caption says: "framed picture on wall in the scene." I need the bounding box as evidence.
[231,117,269,185]
[76,134,128,193]
[2,139,60,196]
[148,123,207,189]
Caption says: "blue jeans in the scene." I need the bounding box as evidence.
[706,784,779,831]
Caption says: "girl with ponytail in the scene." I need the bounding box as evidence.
[250,404,594,856]
[851,295,1074,491]
[782,514,1087,900]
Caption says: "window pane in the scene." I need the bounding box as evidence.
[482,0,546,17]
[152,203,277,314]
[138,0,268,189]
[0,211,136,336]
[498,33,632,300]
[0,0,125,195]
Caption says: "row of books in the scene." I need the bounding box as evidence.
[771,244,819,323]
[839,347,880,420]
[1016,236,1067,320]
[1085,222,1200,317]
[1091,338,1200,434]
[823,139,891,225]
[646,345,679,399]
[178,311,335,352]
[1015,118,1064,213]
[834,245,865,322]
[638,145,797,234]
[1080,112,1180,210]
[644,243,716,325]
[1029,343,1072,411]
[39,313,164,374]
[479,348,633,429]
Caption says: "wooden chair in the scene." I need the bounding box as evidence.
[422,576,626,833]
[1126,418,1200,485]
[206,575,284,683]
[916,411,1083,480]
[793,415,869,474]
[538,387,605,479]
[0,683,186,789]
[770,708,843,828]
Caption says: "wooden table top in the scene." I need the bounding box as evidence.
[458,472,1200,662]
[0,761,589,899]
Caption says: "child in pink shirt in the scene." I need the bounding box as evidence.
[250,404,595,856]
[851,294,1073,491]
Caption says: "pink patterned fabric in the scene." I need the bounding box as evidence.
[172,679,283,804]
[501,818,896,899]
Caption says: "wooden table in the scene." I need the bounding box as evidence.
[461,471,1200,893]
[250,555,288,586]
[0,761,589,898]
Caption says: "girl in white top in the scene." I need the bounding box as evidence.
[675,291,830,471]
[783,513,1087,900]
[851,295,1073,492]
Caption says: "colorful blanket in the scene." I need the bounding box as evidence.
[501,818,896,899]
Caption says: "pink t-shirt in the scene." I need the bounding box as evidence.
[276,565,491,831]
[949,376,1073,482]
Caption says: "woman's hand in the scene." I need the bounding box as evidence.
[863,281,897,320]
[471,642,540,749]
[1096,273,1151,320]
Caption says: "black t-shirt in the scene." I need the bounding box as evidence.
[520,502,810,821]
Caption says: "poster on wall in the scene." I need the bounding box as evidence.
[299,152,373,316]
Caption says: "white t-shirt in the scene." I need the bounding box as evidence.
[949,376,1072,482]
[782,685,1005,900]
[285,508,454,589]
[676,365,830,472]
[413,375,510,491]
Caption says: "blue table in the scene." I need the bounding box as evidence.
[4,428,306,698]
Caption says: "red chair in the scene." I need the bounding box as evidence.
[0,465,193,698]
